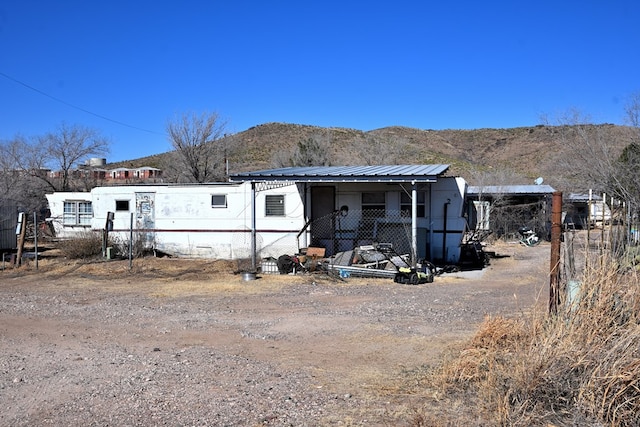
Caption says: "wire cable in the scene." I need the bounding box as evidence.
[0,71,166,136]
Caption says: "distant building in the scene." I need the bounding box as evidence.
[48,164,163,185]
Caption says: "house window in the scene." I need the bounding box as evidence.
[63,201,92,226]
[362,192,385,213]
[211,194,227,208]
[400,191,426,217]
[115,200,130,211]
[265,195,285,216]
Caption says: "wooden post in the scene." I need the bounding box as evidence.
[549,191,563,315]
[586,189,592,269]
[15,212,27,267]
[601,192,606,251]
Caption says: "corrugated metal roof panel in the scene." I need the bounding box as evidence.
[230,164,450,183]
[467,184,556,195]
[566,192,604,202]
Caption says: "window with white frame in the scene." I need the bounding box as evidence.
[211,194,227,208]
[265,194,285,216]
[400,191,426,217]
[63,200,93,226]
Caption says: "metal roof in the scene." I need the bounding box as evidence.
[566,192,604,202]
[229,164,450,183]
[467,184,556,195]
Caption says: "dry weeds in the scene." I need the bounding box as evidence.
[392,255,640,426]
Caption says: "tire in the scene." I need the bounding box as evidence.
[409,273,419,285]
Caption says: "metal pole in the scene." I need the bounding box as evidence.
[411,181,417,267]
[442,200,450,263]
[129,212,134,269]
[251,182,257,272]
[33,211,38,270]
[586,189,592,269]
[549,191,563,315]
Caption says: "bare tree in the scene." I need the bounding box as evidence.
[539,106,640,214]
[166,111,228,182]
[542,109,621,193]
[624,91,640,129]
[613,92,640,211]
[40,123,109,191]
[0,136,45,210]
[0,124,108,195]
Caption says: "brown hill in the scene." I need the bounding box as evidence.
[109,122,637,191]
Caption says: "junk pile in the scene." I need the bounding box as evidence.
[260,247,326,275]
[458,230,492,270]
[263,244,444,285]
[322,243,435,285]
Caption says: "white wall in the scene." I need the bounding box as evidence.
[91,183,305,259]
[47,177,468,263]
[48,183,305,259]
[45,192,93,238]
[429,177,467,263]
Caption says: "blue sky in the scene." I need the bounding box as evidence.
[1,1,639,162]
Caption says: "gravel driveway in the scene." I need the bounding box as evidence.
[0,242,548,426]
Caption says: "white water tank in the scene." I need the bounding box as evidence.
[87,158,107,167]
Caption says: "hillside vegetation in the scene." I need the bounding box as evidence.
[109,122,637,191]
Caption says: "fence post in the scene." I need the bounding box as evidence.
[549,191,563,315]
[15,212,26,267]
[129,212,134,269]
[33,211,38,270]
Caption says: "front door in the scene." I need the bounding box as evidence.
[310,186,335,254]
[135,192,155,249]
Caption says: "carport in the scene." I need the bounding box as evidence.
[229,164,456,270]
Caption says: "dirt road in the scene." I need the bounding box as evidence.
[0,242,549,426]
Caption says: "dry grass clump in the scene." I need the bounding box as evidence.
[410,258,640,426]
[56,231,103,259]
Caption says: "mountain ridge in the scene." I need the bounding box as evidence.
[108,122,636,191]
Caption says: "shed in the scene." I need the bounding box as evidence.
[564,192,611,229]
[466,184,556,238]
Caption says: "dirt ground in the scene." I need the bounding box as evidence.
[0,241,549,426]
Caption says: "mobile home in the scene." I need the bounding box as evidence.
[47,165,469,264]
[47,182,304,259]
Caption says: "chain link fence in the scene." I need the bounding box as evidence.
[258,208,417,274]
[299,209,414,257]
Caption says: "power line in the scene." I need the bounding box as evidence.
[0,71,167,136]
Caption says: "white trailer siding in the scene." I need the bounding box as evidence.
[46,183,304,259]
[46,175,469,264]
[89,183,304,259]
[45,192,93,238]
[429,177,467,263]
